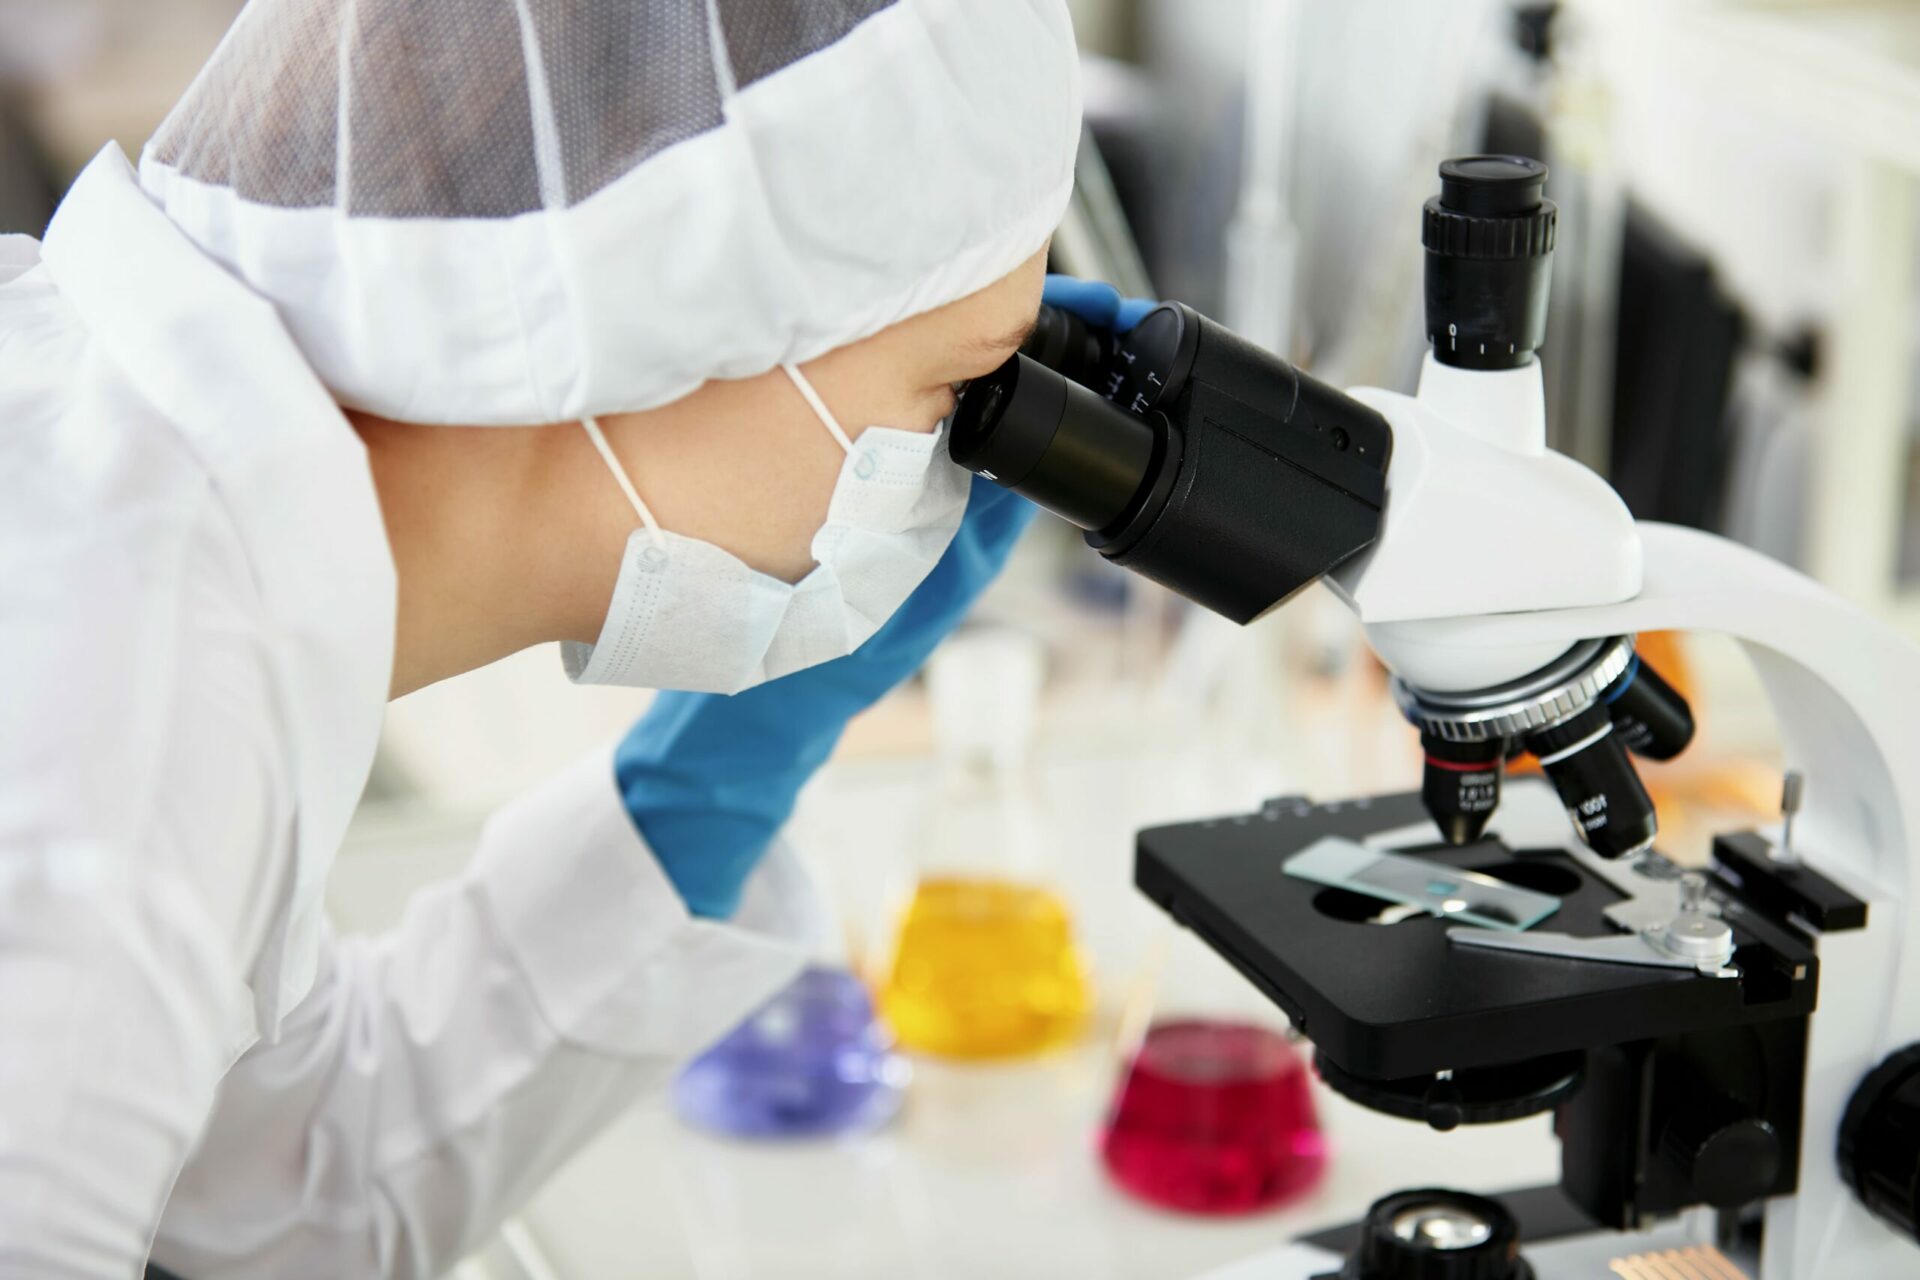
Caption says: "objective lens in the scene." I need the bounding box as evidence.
[1605,657,1695,761]
[1421,732,1506,846]
[949,351,1158,533]
[1525,701,1658,859]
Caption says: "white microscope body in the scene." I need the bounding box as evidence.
[1267,347,1920,1279]
[957,148,1918,1278]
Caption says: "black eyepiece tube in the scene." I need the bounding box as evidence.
[1424,156,1557,370]
[1019,302,1107,387]
[948,352,1157,534]
[950,299,1391,624]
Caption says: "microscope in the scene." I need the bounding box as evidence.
[950,157,1920,1279]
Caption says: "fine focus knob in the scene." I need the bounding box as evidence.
[1424,156,1557,370]
[1348,1188,1534,1280]
[1840,1044,1920,1243]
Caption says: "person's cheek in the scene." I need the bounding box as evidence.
[706,403,849,583]
[762,435,848,581]
[841,386,953,439]
[918,386,960,431]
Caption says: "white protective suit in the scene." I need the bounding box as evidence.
[0,0,1079,1275]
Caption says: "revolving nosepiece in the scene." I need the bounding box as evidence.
[1399,637,1685,859]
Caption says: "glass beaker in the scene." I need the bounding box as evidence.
[873,628,1092,1059]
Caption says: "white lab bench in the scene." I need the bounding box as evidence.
[333,727,1565,1280]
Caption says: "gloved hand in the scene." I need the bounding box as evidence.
[619,274,1158,921]
[1040,272,1157,334]
[617,475,1035,919]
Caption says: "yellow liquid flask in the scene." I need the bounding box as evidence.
[876,628,1092,1059]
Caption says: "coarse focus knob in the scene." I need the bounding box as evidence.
[1346,1188,1534,1280]
[1839,1044,1920,1243]
[1424,156,1556,371]
[1659,1102,1782,1208]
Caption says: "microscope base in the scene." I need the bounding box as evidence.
[1195,1206,1742,1280]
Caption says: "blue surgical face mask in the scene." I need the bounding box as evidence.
[564,364,970,693]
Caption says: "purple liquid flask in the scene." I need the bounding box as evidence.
[673,964,908,1140]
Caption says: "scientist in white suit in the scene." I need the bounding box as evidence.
[0,0,1096,1273]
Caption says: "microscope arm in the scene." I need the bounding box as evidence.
[1316,302,1919,1276]
[1364,519,1920,1280]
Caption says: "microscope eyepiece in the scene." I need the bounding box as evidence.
[948,351,1158,535]
[1016,300,1107,387]
[1424,155,1556,370]
[949,301,1391,624]
[1437,155,1546,217]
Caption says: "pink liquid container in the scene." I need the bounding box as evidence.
[1100,1018,1327,1214]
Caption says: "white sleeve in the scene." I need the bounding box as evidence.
[0,845,248,1278]
[148,748,814,1280]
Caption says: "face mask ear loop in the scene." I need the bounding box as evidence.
[581,417,667,550]
[782,363,857,456]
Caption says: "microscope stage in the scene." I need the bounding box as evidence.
[1135,782,1818,1081]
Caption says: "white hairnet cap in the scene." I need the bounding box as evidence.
[138,0,1081,425]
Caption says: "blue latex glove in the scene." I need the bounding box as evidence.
[620,275,1158,920]
[1041,273,1157,334]
[617,477,1035,918]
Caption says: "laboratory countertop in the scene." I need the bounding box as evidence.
[344,639,1777,1279]
[507,1035,1562,1280]
[349,621,1781,1280]
[336,734,1573,1280]
[345,617,1781,1274]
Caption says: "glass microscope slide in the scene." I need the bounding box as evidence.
[1282,837,1561,931]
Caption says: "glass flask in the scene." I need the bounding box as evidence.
[1099,1018,1325,1214]
[673,964,909,1140]
[874,628,1092,1059]
[1099,913,1327,1214]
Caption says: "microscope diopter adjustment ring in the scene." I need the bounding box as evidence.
[1393,635,1637,744]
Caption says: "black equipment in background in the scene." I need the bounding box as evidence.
[0,92,61,237]
[1608,202,1747,529]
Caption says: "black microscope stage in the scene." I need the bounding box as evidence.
[1135,784,1819,1082]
